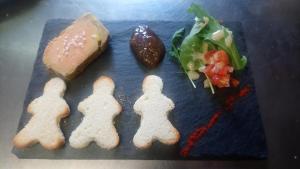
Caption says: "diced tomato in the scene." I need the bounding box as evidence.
[210,74,230,88]
[204,50,217,62]
[215,50,229,64]
[219,74,230,87]
[203,50,234,88]
[211,75,220,85]
[203,64,213,77]
[217,65,228,76]
[231,78,240,87]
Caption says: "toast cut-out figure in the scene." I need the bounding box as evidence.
[133,75,180,148]
[13,78,70,150]
[69,76,122,149]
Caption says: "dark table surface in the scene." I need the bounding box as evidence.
[0,0,299,168]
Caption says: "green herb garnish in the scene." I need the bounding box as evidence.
[170,3,247,91]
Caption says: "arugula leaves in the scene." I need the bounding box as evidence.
[170,28,185,60]
[170,3,247,90]
[188,3,247,70]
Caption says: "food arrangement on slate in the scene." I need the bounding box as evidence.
[13,4,267,159]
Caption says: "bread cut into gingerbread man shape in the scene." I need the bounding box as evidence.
[69,76,122,149]
[13,78,70,150]
[133,75,180,148]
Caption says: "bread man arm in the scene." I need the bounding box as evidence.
[133,95,145,115]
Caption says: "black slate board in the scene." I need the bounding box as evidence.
[12,20,267,159]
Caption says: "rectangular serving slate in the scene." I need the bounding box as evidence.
[12,20,267,159]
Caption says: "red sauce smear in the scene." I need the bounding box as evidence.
[225,85,251,111]
[180,85,251,157]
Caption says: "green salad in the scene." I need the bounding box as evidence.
[170,4,247,94]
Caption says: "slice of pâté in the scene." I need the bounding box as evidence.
[43,13,109,79]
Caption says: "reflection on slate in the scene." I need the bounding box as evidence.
[12,20,267,159]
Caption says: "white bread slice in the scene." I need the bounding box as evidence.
[69,76,122,149]
[43,13,109,79]
[13,78,70,150]
[133,75,180,149]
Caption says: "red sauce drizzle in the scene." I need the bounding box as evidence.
[180,85,251,157]
[180,111,222,157]
[225,85,251,111]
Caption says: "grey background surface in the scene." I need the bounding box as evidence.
[0,0,299,168]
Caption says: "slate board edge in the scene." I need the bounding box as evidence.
[11,20,267,160]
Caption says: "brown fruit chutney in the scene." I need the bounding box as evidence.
[130,25,165,68]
